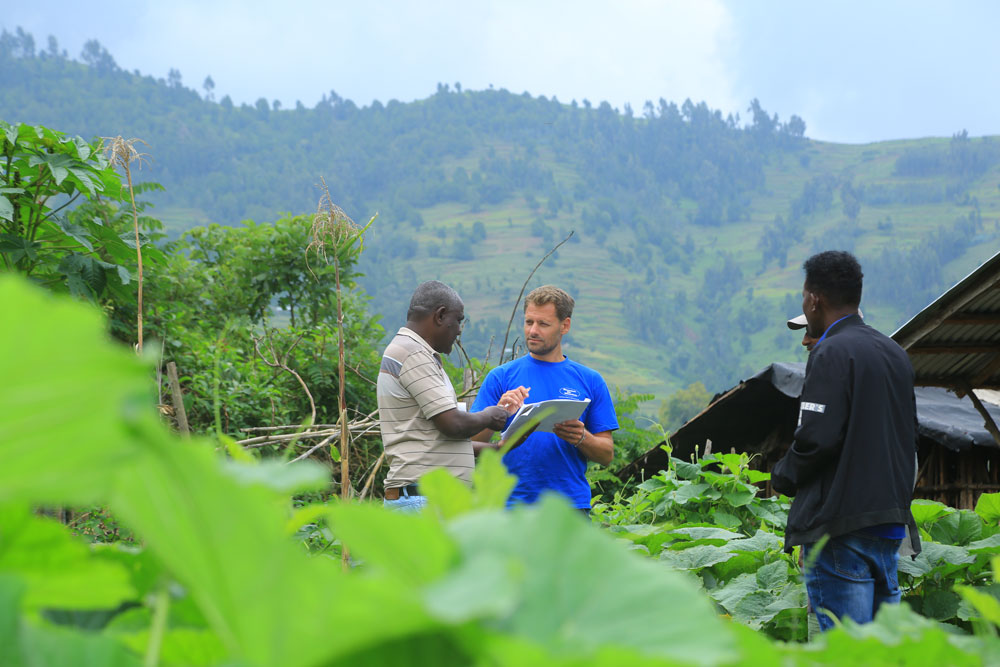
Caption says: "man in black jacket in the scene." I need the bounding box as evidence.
[772,251,920,631]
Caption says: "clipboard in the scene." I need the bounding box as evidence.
[501,398,590,439]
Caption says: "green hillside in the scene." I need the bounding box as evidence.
[3,29,999,403]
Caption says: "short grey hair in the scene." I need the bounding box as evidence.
[407,281,462,320]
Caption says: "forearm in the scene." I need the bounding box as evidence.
[473,439,500,456]
[433,409,502,439]
[576,430,613,466]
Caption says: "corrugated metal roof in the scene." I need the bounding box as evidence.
[893,249,1000,390]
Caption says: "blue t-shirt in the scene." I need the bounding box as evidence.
[471,355,619,509]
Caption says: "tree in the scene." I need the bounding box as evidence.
[80,39,117,73]
[148,213,383,434]
[203,75,215,101]
[659,382,712,432]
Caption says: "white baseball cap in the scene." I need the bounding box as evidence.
[786,308,862,330]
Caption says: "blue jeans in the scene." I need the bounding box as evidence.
[804,532,902,631]
[383,489,427,513]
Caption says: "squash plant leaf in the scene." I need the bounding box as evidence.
[470,448,518,510]
[0,276,150,506]
[447,497,739,665]
[326,502,457,585]
[219,459,328,495]
[929,510,983,546]
[667,526,742,542]
[911,499,954,527]
[727,530,784,554]
[976,493,1000,525]
[0,505,135,612]
[660,544,736,570]
[419,468,474,519]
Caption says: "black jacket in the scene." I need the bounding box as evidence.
[771,315,921,554]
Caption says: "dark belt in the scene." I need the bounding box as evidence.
[384,484,420,500]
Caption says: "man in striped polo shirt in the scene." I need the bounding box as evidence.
[377,281,509,512]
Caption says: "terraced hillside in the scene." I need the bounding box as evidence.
[3,30,998,402]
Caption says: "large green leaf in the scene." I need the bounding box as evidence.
[967,534,1000,554]
[448,497,738,665]
[0,573,140,667]
[420,468,475,518]
[955,583,1000,625]
[0,194,12,222]
[920,588,962,621]
[756,560,789,589]
[911,499,954,526]
[671,459,702,480]
[659,543,737,570]
[58,253,107,297]
[52,217,96,252]
[0,575,26,667]
[0,506,135,611]
[667,526,742,542]
[111,434,436,666]
[899,542,976,577]
[470,448,518,510]
[28,152,76,186]
[219,459,328,494]
[709,572,756,613]
[326,501,457,585]
[672,482,709,504]
[975,493,1000,525]
[733,589,779,627]
[423,551,523,623]
[111,627,226,666]
[812,602,983,666]
[722,487,756,507]
[930,509,983,546]
[0,277,150,505]
[19,622,141,667]
[727,529,784,553]
[0,235,40,264]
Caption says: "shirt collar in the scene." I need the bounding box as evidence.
[397,327,441,364]
[815,314,857,347]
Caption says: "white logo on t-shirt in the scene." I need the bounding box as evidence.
[559,387,581,399]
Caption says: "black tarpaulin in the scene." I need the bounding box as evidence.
[620,362,1000,482]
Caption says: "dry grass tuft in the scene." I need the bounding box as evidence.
[102,136,150,175]
[307,177,361,273]
[102,135,150,353]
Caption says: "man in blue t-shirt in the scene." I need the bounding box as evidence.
[471,285,618,511]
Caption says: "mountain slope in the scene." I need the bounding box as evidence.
[3,30,998,402]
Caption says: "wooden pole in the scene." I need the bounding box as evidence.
[166,361,190,437]
[966,387,1000,448]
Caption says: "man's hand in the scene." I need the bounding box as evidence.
[554,419,614,466]
[434,405,511,440]
[482,405,510,431]
[498,386,530,414]
[553,419,586,446]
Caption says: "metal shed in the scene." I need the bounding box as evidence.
[893,248,1000,446]
[618,362,1000,508]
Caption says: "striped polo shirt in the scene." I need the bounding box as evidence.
[377,327,473,488]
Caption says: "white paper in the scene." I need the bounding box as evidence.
[501,398,590,439]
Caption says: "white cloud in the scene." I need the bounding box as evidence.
[7,1,741,114]
[473,0,740,113]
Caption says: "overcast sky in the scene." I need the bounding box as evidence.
[5,1,999,143]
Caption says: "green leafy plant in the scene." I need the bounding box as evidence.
[5,274,1000,665]
[0,121,162,315]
